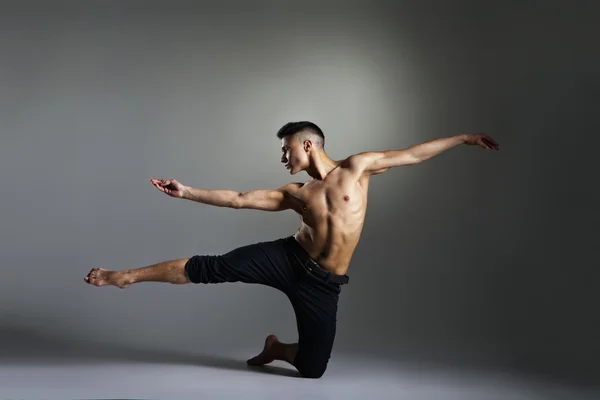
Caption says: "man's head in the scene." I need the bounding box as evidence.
[276,121,325,174]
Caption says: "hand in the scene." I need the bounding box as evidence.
[463,133,500,151]
[150,177,186,198]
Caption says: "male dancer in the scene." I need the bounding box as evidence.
[84,121,499,378]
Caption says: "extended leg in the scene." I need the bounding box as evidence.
[84,258,191,288]
[84,238,295,289]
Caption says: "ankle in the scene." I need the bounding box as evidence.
[273,342,298,364]
[118,270,134,286]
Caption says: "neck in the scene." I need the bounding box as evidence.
[305,150,338,180]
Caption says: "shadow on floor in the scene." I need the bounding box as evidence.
[0,325,301,378]
[1,324,599,391]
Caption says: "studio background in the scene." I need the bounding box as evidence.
[0,0,598,387]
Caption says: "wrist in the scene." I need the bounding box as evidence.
[181,186,192,199]
[457,133,469,143]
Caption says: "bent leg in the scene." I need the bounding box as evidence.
[292,317,337,379]
[293,333,335,379]
[247,281,341,379]
[290,279,341,379]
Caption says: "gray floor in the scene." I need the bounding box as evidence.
[1,339,597,400]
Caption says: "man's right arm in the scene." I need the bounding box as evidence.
[181,183,301,212]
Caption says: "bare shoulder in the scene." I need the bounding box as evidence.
[336,156,374,193]
[338,152,377,175]
[343,152,393,177]
[279,181,305,193]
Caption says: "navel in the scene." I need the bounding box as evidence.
[343,195,350,202]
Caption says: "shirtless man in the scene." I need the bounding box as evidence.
[84,121,499,378]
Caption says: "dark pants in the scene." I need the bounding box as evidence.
[184,235,349,379]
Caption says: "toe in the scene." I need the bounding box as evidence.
[85,269,104,286]
[246,355,265,366]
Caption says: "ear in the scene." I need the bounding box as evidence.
[303,139,313,152]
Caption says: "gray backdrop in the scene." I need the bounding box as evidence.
[1,0,598,387]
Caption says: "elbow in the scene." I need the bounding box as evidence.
[229,193,244,209]
[403,149,423,164]
[398,150,422,165]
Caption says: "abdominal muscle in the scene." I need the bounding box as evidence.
[293,216,363,276]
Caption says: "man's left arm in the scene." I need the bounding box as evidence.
[353,133,499,174]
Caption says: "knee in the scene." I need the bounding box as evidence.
[184,254,225,284]
[297,362,328,379]
[300,369,326,379]
[294,343,333,379]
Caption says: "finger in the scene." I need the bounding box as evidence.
[485,137,499,148]
[480,139,491,149]
[484,135,499,147]
[486,138,499,150]
[480,140,492,150]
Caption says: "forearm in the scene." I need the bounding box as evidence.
[181,186,239,208]
[407,134,467,161]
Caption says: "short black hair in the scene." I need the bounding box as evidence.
[276,121,325,148]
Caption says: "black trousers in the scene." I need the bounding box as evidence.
[184,235,349,379]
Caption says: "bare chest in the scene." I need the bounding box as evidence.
[288,177,365,220]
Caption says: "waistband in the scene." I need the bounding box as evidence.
[284,236,350,285]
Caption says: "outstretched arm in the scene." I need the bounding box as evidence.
[352,133,499,175]
[181,182,301,211]
[150,177,301,211]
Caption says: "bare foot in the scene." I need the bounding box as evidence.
[84,268,130,289]
[247,334,279,366]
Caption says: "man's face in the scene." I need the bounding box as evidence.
[281,136,309,174]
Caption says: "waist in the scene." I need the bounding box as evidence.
[283,236,350,285]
